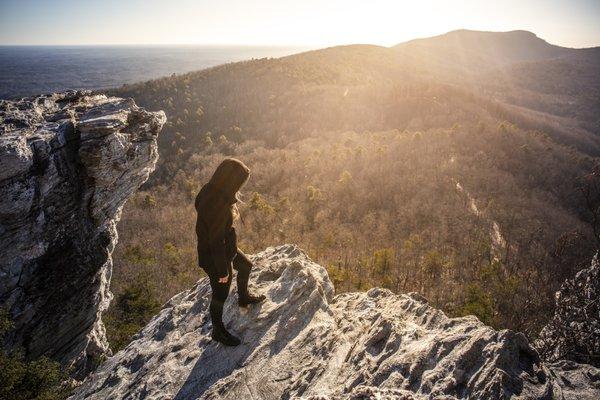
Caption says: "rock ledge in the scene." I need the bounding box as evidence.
[73,245,600,399]
[0,91,166,378]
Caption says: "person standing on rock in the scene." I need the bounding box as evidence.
[195,158,266,346]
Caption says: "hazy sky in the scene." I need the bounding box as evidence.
[1,0,599,47]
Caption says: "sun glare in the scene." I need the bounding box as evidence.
[2,0,599,47]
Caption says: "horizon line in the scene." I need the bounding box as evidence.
[2,29,600,50]
[0,43,314,48]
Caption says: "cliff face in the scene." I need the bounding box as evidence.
[72,245,600,400]
[0,91,166,378]
[537,254,600,367]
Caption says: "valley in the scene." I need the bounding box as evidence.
[104,29,600,350]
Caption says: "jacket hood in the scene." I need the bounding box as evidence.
[207,158,250,204]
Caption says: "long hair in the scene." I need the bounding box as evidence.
[232,191,246,221]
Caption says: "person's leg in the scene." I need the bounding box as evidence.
[205,263,240,346]
[233,249,265,306]
[233,250,252,296]
[208,274,230,329]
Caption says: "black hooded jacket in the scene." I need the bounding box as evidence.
[195,159,250,278]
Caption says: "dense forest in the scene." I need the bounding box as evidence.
[103,30,600,351]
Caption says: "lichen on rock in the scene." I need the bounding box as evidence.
[72,245,600,400]
[0,91,165,378]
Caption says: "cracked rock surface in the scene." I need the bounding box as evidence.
[72,245,600,399]
[0,91,165,378]
[537,253,600,367]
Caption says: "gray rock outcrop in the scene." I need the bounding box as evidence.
[72,245,600,399]
[537,253,600,367]
[0,91,166,378]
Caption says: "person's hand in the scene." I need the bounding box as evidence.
[218,274,229,284]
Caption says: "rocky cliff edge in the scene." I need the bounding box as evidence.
[0,91,166,378]
[72,245,600,400]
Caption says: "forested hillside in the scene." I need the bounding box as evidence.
[393,29,600,145]
[103,30,600,351]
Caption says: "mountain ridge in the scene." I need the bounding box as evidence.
[394,29,600,53]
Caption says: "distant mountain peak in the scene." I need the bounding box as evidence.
[393,28,571,67]
[397,28,547,48]
[446,28,538,37]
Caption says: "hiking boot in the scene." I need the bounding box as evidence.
[239,293,266,307]
[211,326,241,346]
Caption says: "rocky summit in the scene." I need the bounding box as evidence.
[72,245,599,400]
[0,91,166,378]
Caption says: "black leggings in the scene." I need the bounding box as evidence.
[201,251,253,329]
